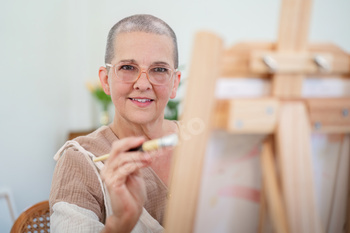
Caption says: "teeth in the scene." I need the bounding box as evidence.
[131,98,152,103]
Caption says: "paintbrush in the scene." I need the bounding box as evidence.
[93,133,178,162]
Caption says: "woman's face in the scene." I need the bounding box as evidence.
[105,31,181,125]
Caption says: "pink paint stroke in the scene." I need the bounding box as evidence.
[208,146,260,175]
[218,185,260,203]
[233,146,260,163]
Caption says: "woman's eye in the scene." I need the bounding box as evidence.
[153,67,168,73]
[120,65,135,70]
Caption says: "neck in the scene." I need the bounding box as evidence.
[110,114,176,140]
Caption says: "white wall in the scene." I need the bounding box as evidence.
[0,0,349,231]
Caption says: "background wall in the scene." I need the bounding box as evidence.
[0,0,349,231]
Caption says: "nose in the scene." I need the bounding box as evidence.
[133,70,152,90]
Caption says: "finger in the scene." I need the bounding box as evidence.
[101,152,150,180]
[101,152,151,185]
[118,162,146,177]
[108,151,152,172]
[108,137,145,162]
[127,173,147,203]
[103,161,149,187]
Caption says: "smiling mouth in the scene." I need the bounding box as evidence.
[129,98,154,103]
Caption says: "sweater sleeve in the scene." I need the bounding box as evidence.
[50,202,104,232]
[49,148,106,223]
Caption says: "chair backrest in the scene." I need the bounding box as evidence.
[10,200,50,233]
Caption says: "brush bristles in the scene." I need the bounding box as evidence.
[142,140,160,151]
[92,134,178,162]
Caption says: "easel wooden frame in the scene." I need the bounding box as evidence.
[164,0,350,232]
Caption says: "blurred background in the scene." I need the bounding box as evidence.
[0,0,349,231]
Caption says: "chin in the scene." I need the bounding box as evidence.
[127,112,162,125]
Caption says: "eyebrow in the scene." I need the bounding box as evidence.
[152,61,171,67]
[118,59,137,64]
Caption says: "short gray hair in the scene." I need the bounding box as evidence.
[105,14,178,69]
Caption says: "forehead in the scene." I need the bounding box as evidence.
[113,31,174,66]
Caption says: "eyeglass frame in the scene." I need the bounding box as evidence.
[106,62,178,86]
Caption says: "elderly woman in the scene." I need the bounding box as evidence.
[50,14,181,232]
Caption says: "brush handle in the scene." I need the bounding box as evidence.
[128,145,143,152]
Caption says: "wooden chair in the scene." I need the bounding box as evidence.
[10,200,50,233]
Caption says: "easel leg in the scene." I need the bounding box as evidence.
[258,177,267,233]
[328,134,350,232]
[261,136,289,233]
[346,136,350,233]
[277,102,322,233]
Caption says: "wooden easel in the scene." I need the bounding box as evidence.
[164,0,350,232]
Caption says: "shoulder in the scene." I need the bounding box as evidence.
[50,147,106,222]
[54,147,94,177]
[74,125,118,156]
[50,148,99,199]
[49,126,118,223]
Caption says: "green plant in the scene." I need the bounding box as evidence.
[165,99,181,120]
[86,82,112,112]
[164,65,185,120]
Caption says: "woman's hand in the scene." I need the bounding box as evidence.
[101,137,152,233]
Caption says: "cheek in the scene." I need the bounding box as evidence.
[155,85,173,102]
[110,83,130,104]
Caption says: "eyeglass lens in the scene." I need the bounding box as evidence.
[116,64,172,85]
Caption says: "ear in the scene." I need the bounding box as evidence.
[170,71,181,99]
[99,66,111,95]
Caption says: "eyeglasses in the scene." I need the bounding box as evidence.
[106,62,177,85]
